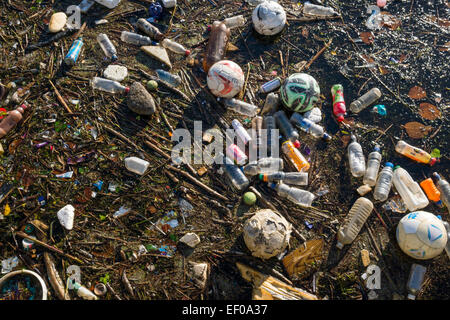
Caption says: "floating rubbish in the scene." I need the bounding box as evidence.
[55,171,74,179]
[382,196,407,213]
[113,205,131,219]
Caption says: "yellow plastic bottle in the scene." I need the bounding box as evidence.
[281,140,310,172]
[395,140,436,165]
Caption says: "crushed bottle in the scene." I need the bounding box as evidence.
[366,5,382,30]
[432,172,450,211]
[303,2,338,17]
[392,166,429,211]
[156,69,182,87]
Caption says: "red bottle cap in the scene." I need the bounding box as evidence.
[429,158,437,166]
[20,104,27,109]
[337,115,345,122]
[124,87,130,94]
[293,140,301,148]
[185,49,191,56]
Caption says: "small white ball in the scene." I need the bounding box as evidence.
[207,60,245,98]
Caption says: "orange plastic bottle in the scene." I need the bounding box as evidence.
[0,104,26,138]
[420,178,441,205]
[203,21,230,73]
[281,140,310,172]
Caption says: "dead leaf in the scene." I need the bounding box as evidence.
[403,122,433,139]
[8,139,23,154]
[438,18,450,27]
[362,55,375,64]
[380,12,401,30]
[398,54,408,63]
[438,42,450,52]
[360,32,374,44]
[301,27,309,38]
[419,103,441,120]
[226,42,239,52]
[408,86,427,99]
[379,66,390,75]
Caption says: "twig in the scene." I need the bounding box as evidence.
[49,80,74,114]
[304,38,333,71]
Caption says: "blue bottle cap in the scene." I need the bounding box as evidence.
[111,55,118,61]
[374,145,380,152]
[323,133,332,141]
[385,162,394,168]
[437,215,442,220]
[268,182,276,189]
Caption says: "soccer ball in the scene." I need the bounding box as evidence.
[243,209,292,259]
[396,211,447,260]
[252,1,286,36]
[280,73,320,113]
[207,60,244,98]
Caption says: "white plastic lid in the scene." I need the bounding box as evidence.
[407,294,416,300]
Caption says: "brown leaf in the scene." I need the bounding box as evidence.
[360,32,374,44]
[419,103,441,120]
[301,27,309,38]
[379,66,390,75]
[403,122,433,139]
[381,12,401,30]
[408,86,427,99]
[8,139,23,154]
[362,55,375,64]
[438,18,450,27]
[398,54,408,63]
[438,42,450,52]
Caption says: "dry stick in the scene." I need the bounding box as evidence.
[73,22,87,39]
[102,124,146,153]
[106,283,122,300]
[144,139,171,159]
[15,231,84,264]
[249,186,306,242]
[304,38,333,71]
[166,165,228,202]
[49,80,74,114]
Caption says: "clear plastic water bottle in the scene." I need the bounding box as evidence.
[79,0,95,13]
[392,166,429,211]
[232,119,252,146]
[72,281,98,300]
[250,116,263,158]
[97,33,118,61]
[365,6,383,30]
[348,135,366,178]
[274,110,299,142]
[406,264,426,300]
[137,18,164,41]
[221,98,258,117]
[226,143,247,165]
[261,92,279,115]
[290,112,331,140]
[303,2,338,17]
[259,172,308,186]
[269,182,315,207]
[336,197,373,249]
[243,157,283,176]
[222,154,250,191]
[223,15,246,29]
[156,69,181,87]
[363,145,382,186]
[373,162,394,201]
[349,88,382,114]
[259,77,281,94]
[263,115,277,157]
[95,0,120,9]
[120,31,155,46]
[161,38,190,56]
[433,172,450,211]
[91,77,129,94]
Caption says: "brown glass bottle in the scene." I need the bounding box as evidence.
[203,21,230,73]
[0,104,26,138]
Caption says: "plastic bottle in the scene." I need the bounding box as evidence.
[97,33,118,61]
[349,88,382,114]
[303,2,338,16]
[124,157,150,175]
[281,140,310,172]
[331,84,346,122]
[91,77,129,94]
[95,0,120,9]
[395,140,437,166]
[373,162,394,201]
[136,18,164,41]
[274,110,299,142]
[259,77,282,94]
[250,116,263,158]
[79,0,95,13]
[348,135,366,178]
[443,222,450,259]
[336,197,373,249]
[120,31,155,46]
[259,172,308,186]
[203,21,230,72]
[232,119,252,146]
[243,157,283,176]
[363,145,382,186]
[261,92,279,115]
[161,0,176,8]
[223,15,246,29]
[406,264,426,300]
[222,154,249,191]
[420,178,442,206]
[221,98,258,117]
[263,115,277,157]
[303,107,322,124]
[155,69,181,87]
[433,172,450,211]
[290,112,331,140]
[270,182,315,207]
[366,6,382,30]
[392,166,429,211]
[226,143,247,165]
[72,281,98,300]
[161,38,190,56]
[0,104,27,138]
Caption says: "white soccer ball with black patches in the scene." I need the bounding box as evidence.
[396,211,447,260]
[252,1,286,36]
[207,60,245,98]
[243,209,292,259]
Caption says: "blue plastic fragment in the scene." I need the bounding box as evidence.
[93,180,103,191]
[148,2,163,21]
[38,196,46,206]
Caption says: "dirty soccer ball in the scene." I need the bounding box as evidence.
[280,73,320,113]
[243,209,292,259]
[252,1,286,36]
[396,211,447,260]
[207,60,245,98]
